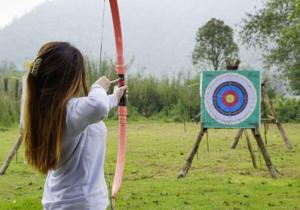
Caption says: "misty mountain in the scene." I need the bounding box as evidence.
[0,0,264,75]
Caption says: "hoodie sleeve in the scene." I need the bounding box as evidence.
[65,84,110,136]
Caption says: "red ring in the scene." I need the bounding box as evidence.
[221,90,239,107]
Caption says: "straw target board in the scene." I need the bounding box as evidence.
[201,71,260,128]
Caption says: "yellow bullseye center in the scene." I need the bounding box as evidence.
[225,94,235,103]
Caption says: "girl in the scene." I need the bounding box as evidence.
[24,42,127,210]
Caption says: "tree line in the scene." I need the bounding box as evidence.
[1,57,300,129]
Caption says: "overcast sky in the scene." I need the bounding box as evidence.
[0,0,50,28]
[0,0,264,73]
[0,0,263,28]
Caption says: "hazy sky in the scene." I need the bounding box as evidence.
[0,0,264,73]
[0,0,263,28]
[0,0,49,28]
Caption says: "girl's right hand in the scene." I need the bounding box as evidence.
[95,76,110,92]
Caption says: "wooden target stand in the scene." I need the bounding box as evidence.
[178,62,279,179]
[178,126,277,178]
[231,81,293,150]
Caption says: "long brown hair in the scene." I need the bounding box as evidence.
[24,42,88,174]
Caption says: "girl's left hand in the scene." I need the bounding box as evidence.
[113,85,128,102]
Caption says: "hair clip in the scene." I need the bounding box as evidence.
[30,58,43,76]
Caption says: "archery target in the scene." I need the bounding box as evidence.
[204,73,257,125]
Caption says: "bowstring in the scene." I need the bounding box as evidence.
[99,0,107,75]
[99,1,114,209]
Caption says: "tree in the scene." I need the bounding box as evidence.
[241,0,300,94]
[192,18,239,70]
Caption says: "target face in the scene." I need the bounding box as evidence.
[201,71,260,128]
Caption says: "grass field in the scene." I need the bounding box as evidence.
[0,121,299,210]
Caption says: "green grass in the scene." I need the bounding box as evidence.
[0,122,300,210]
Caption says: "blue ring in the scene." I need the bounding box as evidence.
[212,82,248,116]
[216,85,244,112]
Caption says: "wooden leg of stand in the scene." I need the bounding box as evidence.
[251,129,277,178]
[231,128,244,149]
[244,130,257,168]
[263,121,268,145]
[0,135,23,176]
[276,122,293,150]
[178,128,207,178]
[262,84,293,150]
